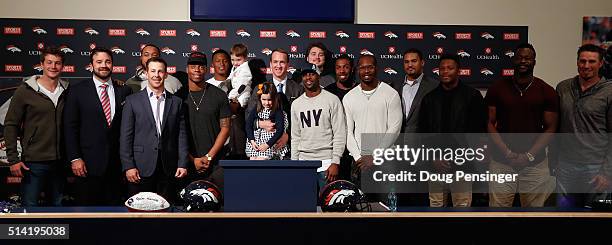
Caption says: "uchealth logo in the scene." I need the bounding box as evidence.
[309,31,326,39]
[260,30,277,38]
[455,33,472,40]
[436,47,444,54]
[406,32,424,40]
[111,46,125,54]
[432,67,439,75]
[384,31,398,39]
[186,29,200,36]
[502,69,514,76]
[477,48,500,60]
[159,29,177,37]
[113,66,126,74]
[339,46,347,54]
[56,28,75,36]
[5,65,22,72]
[261,48,272,56]
[191,44,199,52]
[135,28,150,36]
[505,50,515,58]
[4,27,22,35]
[89,43,96,50]
[32,27,47,34]
[481,32,495,39]
[457,50,470,57]
[62,65,75,73]
[335,30,349,38]
[290,45,298,53]
[388,46,396,54]
[480,68,494,76]
[432,32,446,39]
[84,27,99,35]
[6,45,22,53]
[59,45,74,54]
[209,30,227,38]
[384,67,398,75]
[161,47,176,55]
[108,28,126,36]
[37,42,45,50]
[360,49,374,56]
[459,68,471,76]
[286,30,300,37]
[236,29,250,37]
[503,33,520,40]
[33,64,43,72]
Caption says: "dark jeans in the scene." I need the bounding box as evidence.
[21,161,65,207]
[556,160,610,208]
[127,162,180,205]
[74,164,125,206]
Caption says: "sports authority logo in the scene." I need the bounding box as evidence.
[477,48,500,60]
[59,45,74,54]
[504,50,515,58]
[287,67,297,74]
[108,28,126,36]
[112,66,126,74]
[455,33,472,40]
[33,64,43,72]
[6,45,22,53]
[358,32,375,39]
[135,28,150,36]
[406,32,424,40]
[503,33,520,40]
[5,65,23,72]
[261,48,272,56]
[457,49,470,57]
[384,67,398,75]
[209,30,227,38]
[32,27,47,34]
[160,47,176,55]
[480,68,494,76]
[339,46,347,54]
[4,27,22,35]
[481,32,495,39]
[236,29,250,37]
[286,30,300,37]
[111,46,125,54]
[62,65,75,73]
[290,45,298,53]
[190,44,199,52]
[167,66,176,74]
[432,67,439,75]
[309,31,326,39]
[384,31,398,39]
[185,29,200,36]
[432,32,447,39]
[259,30,277,38]
[335,30,349,38]
[502,69,514,76]
[360,49,374,56]
[84,27,99,35]
[160,29,177,37]
[324,189,355,206]
[56,28,75,36]
[459,68,471,76]
[388,46,396,54]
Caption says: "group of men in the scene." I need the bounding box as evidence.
[3,41,610,210]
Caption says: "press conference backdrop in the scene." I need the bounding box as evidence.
[0,18,526,136]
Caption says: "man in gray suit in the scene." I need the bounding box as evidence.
[120,57,188,203]
[391,48,439,206]
[247,49,304,156]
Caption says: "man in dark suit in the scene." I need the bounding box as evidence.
[391,48,439,206]
[120,57,188,203]
[246,49,304,156]
[64,47,133,205]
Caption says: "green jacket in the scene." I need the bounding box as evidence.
[3,75,69,165]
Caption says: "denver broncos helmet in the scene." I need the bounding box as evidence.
[180,180,222,212]
[319,180,371,212]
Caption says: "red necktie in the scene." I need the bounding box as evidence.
[100,84,111,126]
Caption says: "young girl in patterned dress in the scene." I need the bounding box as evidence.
[245,82,289,160]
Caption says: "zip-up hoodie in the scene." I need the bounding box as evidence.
[3,75,68,165]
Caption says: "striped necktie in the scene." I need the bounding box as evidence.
[100,83,111,126]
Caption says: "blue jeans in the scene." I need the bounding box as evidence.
[556,160,609,208]
[20,161,65,207]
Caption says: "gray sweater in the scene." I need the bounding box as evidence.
[290,90,346,164]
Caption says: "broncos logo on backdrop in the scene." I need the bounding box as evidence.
[186,29,200,36]
[6,45,21,53]
[384,31,398,39]
[286,30,300,37]
[135,28,150,36]
[32,27,47,34]
[236,29,250,37]
[84,27,99,35]
[325,189,355,206]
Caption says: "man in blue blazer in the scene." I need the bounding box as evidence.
[120,57,188,203]
[63,47,133,206]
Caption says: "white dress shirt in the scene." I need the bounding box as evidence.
[93,76,116,120]
[146,86,166,135]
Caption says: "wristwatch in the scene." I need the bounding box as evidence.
[525,152,535,162]
[205,154,212,161]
